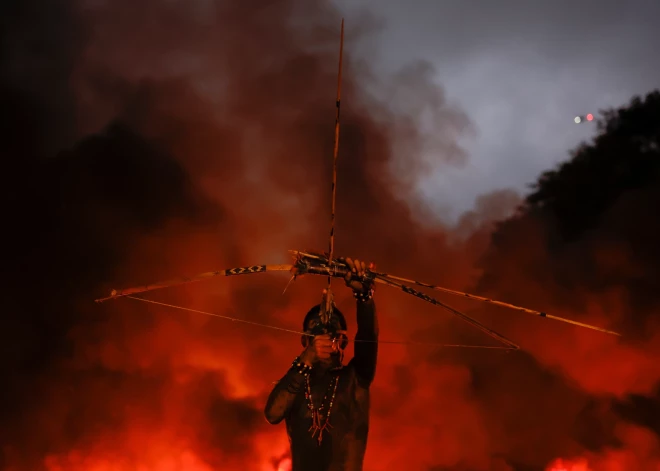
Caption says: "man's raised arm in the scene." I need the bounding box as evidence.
[351,297,378,387]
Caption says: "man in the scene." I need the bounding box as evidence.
[264,258,378,471]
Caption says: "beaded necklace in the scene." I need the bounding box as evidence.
[305,372,340,445]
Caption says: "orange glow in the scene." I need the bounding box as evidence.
[276,457,292,471]
[546,458,591,471]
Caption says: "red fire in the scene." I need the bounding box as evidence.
[546,458,591,471]
[276,457,292,471]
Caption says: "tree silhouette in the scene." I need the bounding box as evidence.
[478,90,660,328]
[526,90,660,242]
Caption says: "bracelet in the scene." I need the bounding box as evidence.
[353,287,374,303]
[292,356,313,376]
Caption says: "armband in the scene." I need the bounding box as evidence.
[291,356,313,376]
[352,287,374,303]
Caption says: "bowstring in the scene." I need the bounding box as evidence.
[124,295,514,350]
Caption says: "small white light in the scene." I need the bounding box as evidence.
[574,116,581,123]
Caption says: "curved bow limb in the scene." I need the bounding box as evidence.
[95,249,353,305]
[94,264,294,303]
[370,272,621,337]
[372,276,520,350]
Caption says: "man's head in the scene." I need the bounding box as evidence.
[301,304,348,364]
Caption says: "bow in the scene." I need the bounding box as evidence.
[94,19,620,351]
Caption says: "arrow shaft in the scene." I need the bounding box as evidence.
[322,19,345,321]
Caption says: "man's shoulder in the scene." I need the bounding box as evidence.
[344,358,374,390]
[336,361,355,379]
[343,360,367,386]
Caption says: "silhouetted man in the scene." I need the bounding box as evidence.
[265,258,378,471]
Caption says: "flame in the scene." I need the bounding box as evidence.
[276,457,292,471]
[546,458,592,471]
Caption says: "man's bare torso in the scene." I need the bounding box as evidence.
[286,361,370,471]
